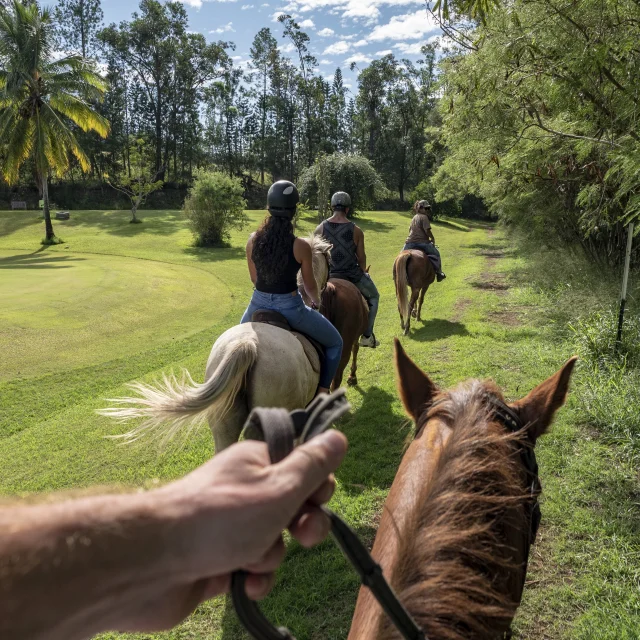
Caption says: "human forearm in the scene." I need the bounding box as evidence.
[0,491,179,640]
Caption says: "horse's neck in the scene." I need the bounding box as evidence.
[348,419,451,640]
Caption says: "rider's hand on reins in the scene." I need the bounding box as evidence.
[157,430,348,604]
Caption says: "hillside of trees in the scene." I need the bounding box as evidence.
[1,0,638,263]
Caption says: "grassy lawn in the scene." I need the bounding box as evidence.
[0,209,638,638]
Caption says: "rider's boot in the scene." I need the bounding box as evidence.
[359,333,380,348]
[437,272,446,282]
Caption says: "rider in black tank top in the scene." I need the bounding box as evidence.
[254,237,301,294]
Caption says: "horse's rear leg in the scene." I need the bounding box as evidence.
[417,287,428,321]
[331,348,351,391]
[347,343,360,386]
[209,397,248,453]
[404,288,420,335]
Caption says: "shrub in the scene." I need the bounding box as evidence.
[571,304,640,461]
[570,306,640,369]
[298,153,388,218]
[183,170,247,246]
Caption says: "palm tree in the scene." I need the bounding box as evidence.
[0,0,110,243]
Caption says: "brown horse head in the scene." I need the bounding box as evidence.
[349,341,577,640]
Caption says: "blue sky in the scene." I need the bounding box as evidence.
[101,0,441,88]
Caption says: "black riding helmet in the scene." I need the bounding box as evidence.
[267,180,299,217]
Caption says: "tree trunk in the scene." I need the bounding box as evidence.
[42,175,55,241]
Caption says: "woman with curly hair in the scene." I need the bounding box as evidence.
[241,180,343,394]
[403,200,446,282]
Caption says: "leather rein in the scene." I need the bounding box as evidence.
[232,390,541,640]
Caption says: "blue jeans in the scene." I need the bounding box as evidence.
[403,242,442,273]
[353,274,379,337]
[241,290,343,389]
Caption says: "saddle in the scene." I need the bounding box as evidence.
[251,310,325,373]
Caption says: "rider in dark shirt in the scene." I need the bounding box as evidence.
[315,192,380,348]
[242,180,343,395]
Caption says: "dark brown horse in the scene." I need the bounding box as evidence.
[349,340,577,639]
[393,250,435,335]
[321,278,368,389]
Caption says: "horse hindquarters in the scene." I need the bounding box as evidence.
[323,279,368,389]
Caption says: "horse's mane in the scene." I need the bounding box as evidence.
[377,380,528,640]
[304,232,332,257]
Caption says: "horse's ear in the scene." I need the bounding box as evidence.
[394,338,439,421]
[511,356,578,441]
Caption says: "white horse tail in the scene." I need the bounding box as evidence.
[100,334,258,443]
[395,252,411,327]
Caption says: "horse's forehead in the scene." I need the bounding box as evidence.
[448,379,505,403]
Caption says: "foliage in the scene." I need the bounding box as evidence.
[54,0,103,58]
[104,138,163,222]
[183,169,247,246]
[434,0,640,265]
[0,0,109,241]
[570,307,640,370]
[569,304,640,461]
[298,153,388,216]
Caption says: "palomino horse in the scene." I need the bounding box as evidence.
[393,250,435,335]
[319,278,368,389]
[349,340,577,639]
[101,234,332,452]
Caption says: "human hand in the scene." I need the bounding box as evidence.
[115,430,348,632]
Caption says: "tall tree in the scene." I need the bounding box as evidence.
[0,0,109,242]
[99,0,228,176]
[249,27,277,184]
[278,14,316,166]
[54,0,103,58]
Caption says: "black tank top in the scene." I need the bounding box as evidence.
[254,236,301,294]
[320,221,363,282]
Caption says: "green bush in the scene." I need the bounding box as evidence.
[577,362,640,461]
[571,304,640,461]
[570,306,640,369]
[183,170,247,246]
[298,153,388,217]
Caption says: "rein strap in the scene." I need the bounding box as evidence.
[232,389,426,640]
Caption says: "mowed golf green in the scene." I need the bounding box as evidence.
[0,209,637,639]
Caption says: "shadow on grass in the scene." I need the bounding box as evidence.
[60,210,185,237]
[357,217,395,233]
[183,245,246,262]
[337,385,409,491]
[0,250,85,270]
[411,318,470,342]
[0,211,42,236]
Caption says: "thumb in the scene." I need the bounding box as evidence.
[275,430,347,502]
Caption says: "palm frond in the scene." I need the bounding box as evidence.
[2,115,35,184]
[48,92,110,137]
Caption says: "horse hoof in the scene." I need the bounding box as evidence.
[411,310,417,318]
[347,377,357,386]
[403,328,410,336]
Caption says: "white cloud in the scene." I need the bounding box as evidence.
[279,42,297,53]
[179,0,203,6]
[241,3,255,7]
[323,41,351,54]
[344,53,372,64]
[299,18,315,28]
[375,49,392,55]
[393,41,423,54]
[353,39,368,47]
[320,58,334,64]
[271,10,288,20]
[317,27,335,37]
[210,22,235,33]
[369,10,438,41]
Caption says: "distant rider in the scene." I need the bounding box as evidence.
[403,200,446,282]
[242,180,343,395]
[315,192,380,348]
